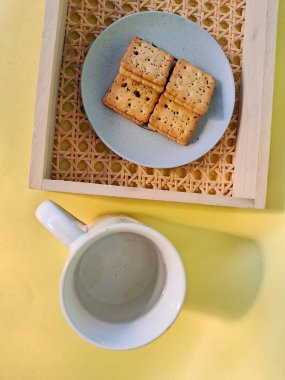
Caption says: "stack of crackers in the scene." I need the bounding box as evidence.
[103,37,216,145]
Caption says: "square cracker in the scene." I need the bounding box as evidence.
[121,37,174,89]
[148,94,200,145]
[165,59,216,115]
[103,73,160,126]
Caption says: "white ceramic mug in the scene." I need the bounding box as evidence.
[36,200,186,350]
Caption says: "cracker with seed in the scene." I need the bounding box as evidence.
[103,73,160,125]
[121,37,174,91]
[165,59,216,115]
[148,94,200,145]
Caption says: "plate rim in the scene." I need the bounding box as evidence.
[81,11,235,168]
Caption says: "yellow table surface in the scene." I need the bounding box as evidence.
[1,1,285,379]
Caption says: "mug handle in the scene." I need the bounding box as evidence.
[36,200,87,247]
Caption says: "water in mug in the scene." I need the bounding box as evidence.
[74,232,166,322]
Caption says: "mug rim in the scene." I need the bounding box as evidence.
[60,222,186,350]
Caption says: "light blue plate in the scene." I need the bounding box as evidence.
[81,11,235,168]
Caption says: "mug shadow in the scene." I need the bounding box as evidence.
[136,215,264,320]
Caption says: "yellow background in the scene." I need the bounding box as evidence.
[0,1,285,379]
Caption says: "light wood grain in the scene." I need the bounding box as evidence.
[232,0,279,207]
[29,0,67,189]
[42,180,254,208]
[253,0,280,208]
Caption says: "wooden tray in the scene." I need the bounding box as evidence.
[29,0,279,208]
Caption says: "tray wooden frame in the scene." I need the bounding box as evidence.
[29,0,279,208]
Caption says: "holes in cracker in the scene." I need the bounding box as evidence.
[94,162,103,172]
[60,120,72,131]
[79,122,89,132]
[70,12,80,23]
[87,15,97,25]
[106,1,115,9]
[145,183,153,189]
[59,159,70,171]
[111,163,122,172]
[129,164,137,173]
[69,31,80,40]
[86,33,95,43]
[95,142,105,153]
[78,160,87,171]
[104,18,113,26]
[122,4,133,11]
[62,102,74,112]
[65,66,76,76]
[60,140,71,151]
[134,90,141,98]
[78,141,88,152]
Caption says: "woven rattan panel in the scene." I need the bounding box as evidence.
[52,0,245,195]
